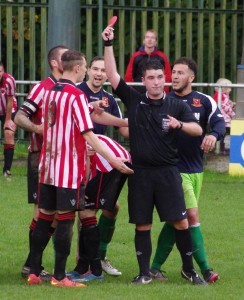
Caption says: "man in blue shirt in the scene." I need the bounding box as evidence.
[150,57,225,283]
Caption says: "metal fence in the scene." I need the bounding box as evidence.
[0,81,243,143]
[0,0,244,142]
[0,0,243,84]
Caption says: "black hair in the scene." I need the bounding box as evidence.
[141,60,164,77]
[173,57,197,76]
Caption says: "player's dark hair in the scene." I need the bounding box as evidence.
[47,45,68,68]
[61,50,86,71]
[173,57,197,76]
[0,61,4,68]
[141,60,165,77]
[89,56,104,68]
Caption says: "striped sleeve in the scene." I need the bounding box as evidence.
[89,134,131,178]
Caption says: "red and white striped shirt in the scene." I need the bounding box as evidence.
[89,134,131,179]
[39,79,94,189]
[0,72,17,115]
[19,75,57,152]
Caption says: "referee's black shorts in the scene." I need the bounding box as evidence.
[128,165,187,224]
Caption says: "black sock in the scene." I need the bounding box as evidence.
[54,217,74,281]
[24,219,37,267]
[75,226,89,275]
[3,145,14,172]
[175,228,194,272]
[81,217,102,276]
[135,229,151,276]
[30,214,54,276]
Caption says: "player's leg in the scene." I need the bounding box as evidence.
[22,152,53,281]
[150,222,175,280]
[155,166,206,285]
[128,168,153,285]
[27,183,57,285]
[50,185,86,288]
[100,204,122,275]
[88,169,127,276]
[183,172,219,283]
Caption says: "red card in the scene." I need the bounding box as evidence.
[108,16,118,27]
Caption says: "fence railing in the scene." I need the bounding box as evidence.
[0,81,243,142]
[0,0,243,88]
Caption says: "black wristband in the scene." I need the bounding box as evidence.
[104,39,113,46]
[178,121,183,130]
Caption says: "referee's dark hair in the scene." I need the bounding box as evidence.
[47,45,69,68]
[89,56,104,68]
[141,60,165,77]
[173,57,197,76]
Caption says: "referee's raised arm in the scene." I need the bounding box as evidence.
[101,26,120,90]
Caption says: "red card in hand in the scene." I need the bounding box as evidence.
[108,16,118,27]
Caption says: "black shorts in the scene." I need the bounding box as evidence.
[128,165,186,224]
[38,183,86,211]
[85,169,127,211]
[27,151,40,204]
[0,112,16,129]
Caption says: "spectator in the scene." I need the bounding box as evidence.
[0,61,17,178]
[124,29,171,93]
[213,78,235,154]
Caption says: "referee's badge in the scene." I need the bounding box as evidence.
[162,117,170,132]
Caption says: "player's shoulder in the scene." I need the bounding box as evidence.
[4,72,16,84]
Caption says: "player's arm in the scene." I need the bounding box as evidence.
[4,95,16,131]
[118,126,129,138]
[102,26,121,90]
[201,99,226,153]
[14,110,43,135]
[91,110,128,128]
[82,130,133,174]
[167,115,202,136]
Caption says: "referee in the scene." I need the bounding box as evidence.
[102,25,206,285]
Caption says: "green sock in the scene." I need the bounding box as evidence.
[151,223,175,270]
[98,214,116,260]
[190,225,209,274]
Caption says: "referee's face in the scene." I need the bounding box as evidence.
[142,69,165,99]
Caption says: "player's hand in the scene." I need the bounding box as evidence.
[4,119,16,131]
[87,146,96,157]
[200,135,217,153]
[34,124,43,135]
[102,26,114,41]
[109,157,134,174]
[91,100,105,114]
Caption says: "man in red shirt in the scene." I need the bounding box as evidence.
[27,49,132,287]
[0,62,17,178]
[124,29,171,93]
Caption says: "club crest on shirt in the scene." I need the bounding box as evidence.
[48,99,56,127]
[191,98,202,107]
